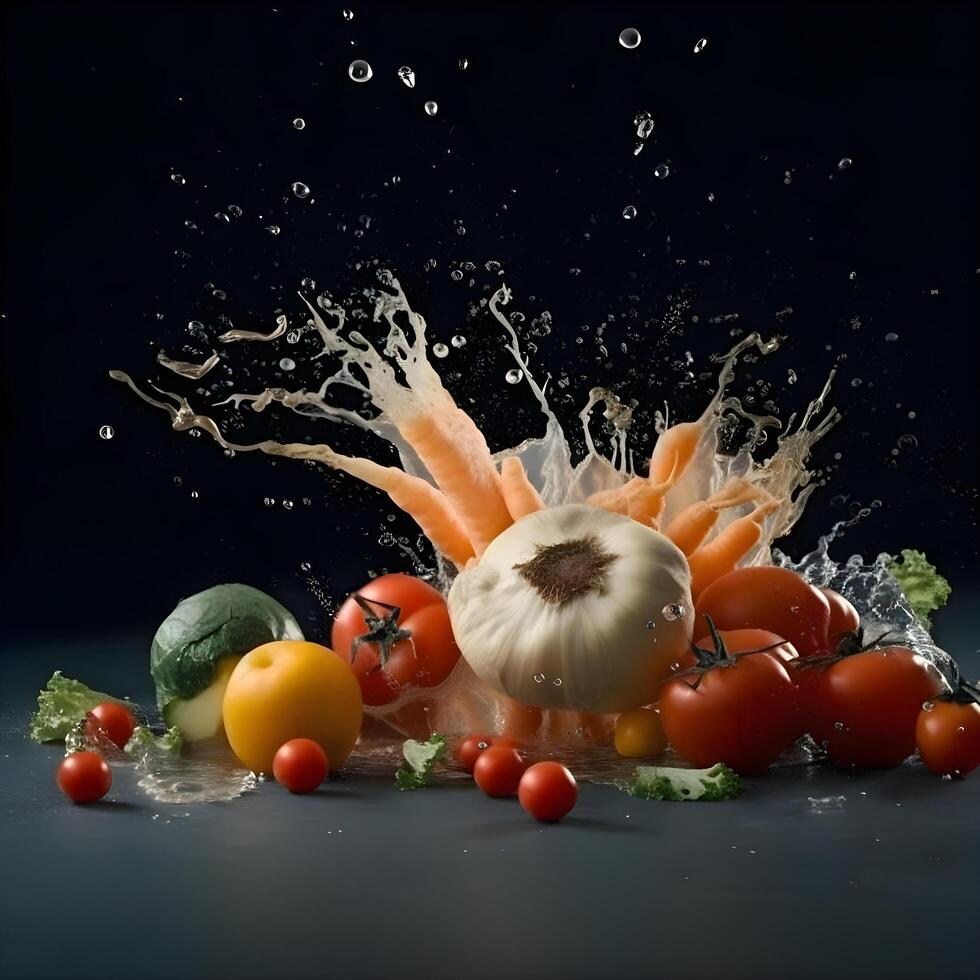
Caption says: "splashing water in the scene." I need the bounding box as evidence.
[109,271,871,760]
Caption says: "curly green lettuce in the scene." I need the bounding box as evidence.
[29,671,135,743]
[395,733,448,790]
[626,763,742,801]
[889,549,951,628]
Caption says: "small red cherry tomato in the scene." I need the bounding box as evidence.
[518,762,578,821]
[457,734,522,773]
[916,696,980,778]
[820,588,860,645]
[89,702,137,749]
[273,738,329,793]
[57,751,112,804]
[473,746,527,797]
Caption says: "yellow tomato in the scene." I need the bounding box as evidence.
[615,706,667,758]
[223,641,362,774]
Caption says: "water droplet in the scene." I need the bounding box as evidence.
[850,377,862,387]
[300,276,316,291]
[214,211,230,222]
[342,8,353,21]
[956,726,966,734]
[645,620,656,630]
[619,27,641,49]
[838,157,853,171]
[263,497,275,507]
[190,490,199,499]
[552,677,563,687]
[896,433,918,450]
[279,357,296,371]
[921,701,935,712]
[450,334,466,348]
[300,561,311,572]
[432,342,449,358]
[661,602,685,621]
[533,673,546,683]
[634,111,654,139]
[654,163,670,179]
[227,204,243,218]
[397,66,415,88]
[505,368,523,385]
[633,141,645,156]
[286,329,301,344]
[707,191,715,202]
[282,499,294,511]
[885,331,898,341]
[170,173,185,185]
[849,270,857,280]
[292,117,306,130]
[693,37,708,54]
[188,429,201,437]
[173,476,182,487]
[450,269,463,281]
[302,497,311,506]
[833,721,845,732]
[622,204,637,220]
[348,59,373,83]
[787,369,797,384]
[291,181,310,199]
[424,100,438,116]
[266,224,281,236]
[458,57,468,70]
[99,425,114,440]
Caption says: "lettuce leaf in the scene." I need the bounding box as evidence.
[889,549,951,628]
[29,671,134,743]
[395,733,448,790]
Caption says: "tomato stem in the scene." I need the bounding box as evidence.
[350,594,415,669]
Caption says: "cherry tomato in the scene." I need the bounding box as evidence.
[331,574,460,707]
[820,587,860,646]
[811,646,945,768]
[457,734,522,773]
[518,762,578,821]
[614,707,667,758]
[89,702,137,749]
[660,631,799,775]
[694,566,831,657]
[915,695,980,777]
[273,738,328,793]
[57,751,112,804]
[473,746,527,797]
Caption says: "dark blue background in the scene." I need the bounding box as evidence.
[2,1,976,646]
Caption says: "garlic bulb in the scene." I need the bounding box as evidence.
[447,504,694,713]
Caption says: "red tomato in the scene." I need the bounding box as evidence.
[915,696,980,778]
[518,762,578,822]
[457,734,522,774]
[473,746,528,797]
[273,738,328,793]
[694,566,831,657]
[820,588,861,646]
[660,632,799,775]
[331,574,460,707]
[57,751,112,804]
[89,702,137,749]
[811,646,945,768]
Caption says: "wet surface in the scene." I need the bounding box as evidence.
[1,629,977,980]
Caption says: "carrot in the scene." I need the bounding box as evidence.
[261,442,476,568]
[664,501,719,556]
[499,456,546,521]
[648,420,704,484]
[400,410,514,555]
[687,500,780,599]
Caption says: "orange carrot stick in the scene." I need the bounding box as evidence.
[261,442,475,568]
[687,513,764,600]
[499,456,545,521]
[400,410,513,554]
[648,420,704,484]
[664,501,719,556]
